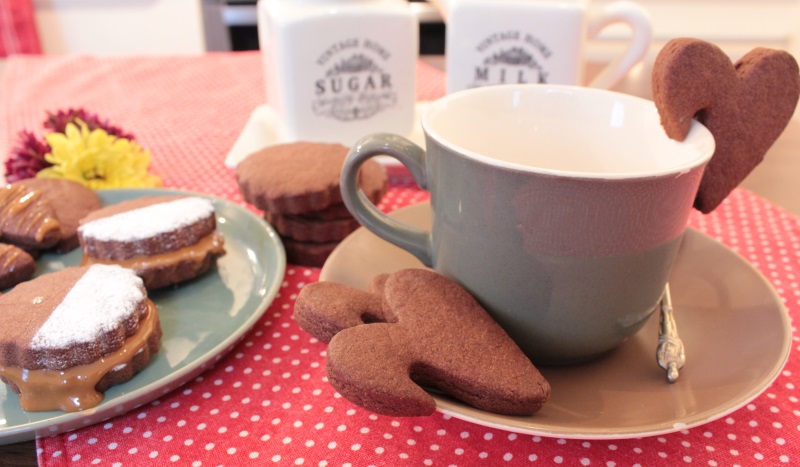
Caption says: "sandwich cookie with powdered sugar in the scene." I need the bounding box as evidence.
[78,195,226,289]
[0,264,162,412]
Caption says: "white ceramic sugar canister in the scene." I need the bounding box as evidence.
[438,0,651,93]
[257,0,418,146]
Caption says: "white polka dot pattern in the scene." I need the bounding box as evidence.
[1,54,797,466]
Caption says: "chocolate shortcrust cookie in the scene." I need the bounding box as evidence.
[0,183,61,250]
[295,269,551,417]
[281,237,341,268]
[652,38,800,213]
[12,178,102,252]
[0,264,162,412]
[78,196,225,289]
[236,142,387,215]
[264,211,360,243]
[236,141,388,267]
[0,243,36,290]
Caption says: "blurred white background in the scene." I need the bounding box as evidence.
[24,0,800,98]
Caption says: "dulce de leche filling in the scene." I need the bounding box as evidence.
[0,243,26,269]
[0,300,159,412]
[0,184,61,243]
[81,231,224,272]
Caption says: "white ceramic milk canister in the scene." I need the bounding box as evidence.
[439,0,651,93]
[257,0,418,146]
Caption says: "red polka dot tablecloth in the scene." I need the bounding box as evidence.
[1,53,799,466]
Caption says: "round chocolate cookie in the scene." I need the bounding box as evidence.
[13,178,102,252]
[236,142,388,215]
[78,196,226,289]
[0,264,162,412]
[281,236,340,268]
[0,243,36,290]
[264,211,360,243]
[305,202,360,221]
[0,183,61,250]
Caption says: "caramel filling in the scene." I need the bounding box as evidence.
[0,244,25,269]
[0,185,61,242]
[81,231,224,271]
[0,300,158,412]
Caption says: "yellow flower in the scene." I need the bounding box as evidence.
[37,122,161,189]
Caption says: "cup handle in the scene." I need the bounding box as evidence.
[586,0,652,89]
[341,133,435,267]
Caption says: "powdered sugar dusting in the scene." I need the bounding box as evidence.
[79,197,215,241]
[30,264,146,350]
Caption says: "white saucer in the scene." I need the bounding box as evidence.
[224,102,431,168]
[320,202,792,439]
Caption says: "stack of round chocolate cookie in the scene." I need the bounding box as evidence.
[236,142,387,267]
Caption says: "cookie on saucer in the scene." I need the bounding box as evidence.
[294,269,551,417]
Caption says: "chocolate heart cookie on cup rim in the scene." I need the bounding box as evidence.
[652,38,800,213]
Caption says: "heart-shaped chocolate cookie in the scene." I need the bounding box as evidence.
[652,38,800,213]
[294,269,550,417]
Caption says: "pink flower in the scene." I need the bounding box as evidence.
[44,108,136,140]
[4,130,51,183]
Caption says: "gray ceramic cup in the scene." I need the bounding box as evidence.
[341,84,715,364]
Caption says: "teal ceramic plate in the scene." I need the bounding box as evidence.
[0,188,286,445]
